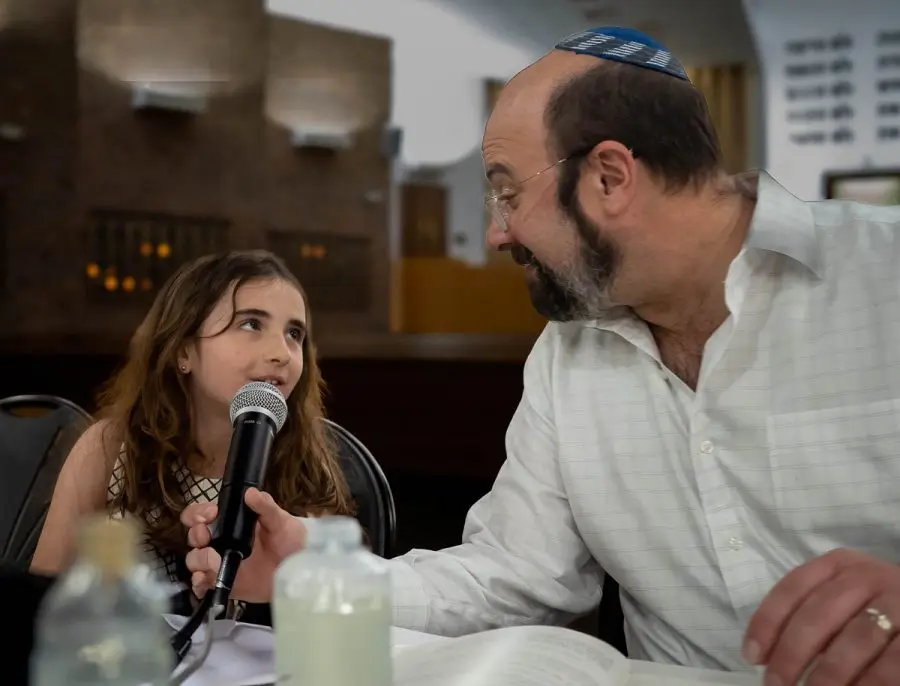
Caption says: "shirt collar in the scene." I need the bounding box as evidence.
[582,170,822,336]
[744,171,822,278]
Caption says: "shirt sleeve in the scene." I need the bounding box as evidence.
[388,325,604,636]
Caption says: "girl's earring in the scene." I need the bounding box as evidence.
[180,364,188,373]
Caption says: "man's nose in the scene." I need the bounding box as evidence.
[486,218,511,251]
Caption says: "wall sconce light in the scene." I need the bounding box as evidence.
[290,125,353,151]
[0,123,26,142]
[131,86,207,115]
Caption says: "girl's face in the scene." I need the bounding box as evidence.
[179,277,307,415]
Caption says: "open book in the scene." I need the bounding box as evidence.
[166,616,758,686]
[392,624,628,686]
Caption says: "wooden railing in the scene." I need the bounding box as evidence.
[394,258,546,335]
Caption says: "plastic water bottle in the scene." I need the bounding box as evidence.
[273,516,393,686]
[30,516,173,685]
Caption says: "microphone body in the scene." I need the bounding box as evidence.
[209,382,288,603]
[212,413,276,560]
[171,381,287,661]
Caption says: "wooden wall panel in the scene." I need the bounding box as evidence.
[401,183,446,258]
[687,64,749,173]
[399,258,546,335]
[268,229,373,314]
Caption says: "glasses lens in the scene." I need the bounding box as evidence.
[493,207,508,232]
[485,196,508,232]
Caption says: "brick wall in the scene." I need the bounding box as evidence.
[0,4,77,334]
[0,0,392,352]
[263,18,392,334]
[71,0,268,338]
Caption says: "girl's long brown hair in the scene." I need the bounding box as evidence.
[100,250,354,559]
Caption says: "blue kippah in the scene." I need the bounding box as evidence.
[555,27,689,81]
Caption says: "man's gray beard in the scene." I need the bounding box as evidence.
[525,206,620,322]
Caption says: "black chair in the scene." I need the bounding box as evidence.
[323,418,397,558]
[0,395,93,567]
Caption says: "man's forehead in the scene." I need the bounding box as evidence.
[482,50,598,174]
[483,97,543,151]
[482,117,544,182]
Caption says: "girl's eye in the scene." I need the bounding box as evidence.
[239,318,261,331]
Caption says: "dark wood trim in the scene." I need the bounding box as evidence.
[318,332,537,361]
[0,332,538,361]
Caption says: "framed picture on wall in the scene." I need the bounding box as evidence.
[823,168,900,205]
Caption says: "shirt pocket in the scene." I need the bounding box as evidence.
[766,399,900,557]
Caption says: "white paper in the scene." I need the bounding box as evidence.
[163,615,759,686]
[628,661,760,686]
[166,616,276,686]
[392,626,451,649]
[391,625,628,686]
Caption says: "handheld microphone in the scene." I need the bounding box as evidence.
[208,381,288,609]
[170,381,287,664]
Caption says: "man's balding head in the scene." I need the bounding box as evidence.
[482,28,726,322]
[486,34,721,195]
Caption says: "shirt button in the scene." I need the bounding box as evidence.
[700,440,714,454]
[728,536,743,551]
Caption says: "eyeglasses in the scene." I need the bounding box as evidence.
[484,157,568,233]
[484,146,637,233]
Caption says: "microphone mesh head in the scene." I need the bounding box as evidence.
[229,381,289,433]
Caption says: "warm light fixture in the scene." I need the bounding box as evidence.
[0,123,26,142]
[131,86,207,115]
[300,244,327,260]
[290,125,353,151]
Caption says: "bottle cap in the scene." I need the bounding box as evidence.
[76,515,140,576]
[306,516,363,551]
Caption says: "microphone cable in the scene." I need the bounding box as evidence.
[168,596,226,686]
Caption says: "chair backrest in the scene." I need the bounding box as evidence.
[0,395,93,566]
[322,419,396,558]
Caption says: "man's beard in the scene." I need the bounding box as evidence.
[514,201,620,322]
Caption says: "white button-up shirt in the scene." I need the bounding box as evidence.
[388,172,900,672]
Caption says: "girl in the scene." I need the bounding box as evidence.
[31,250,354,617]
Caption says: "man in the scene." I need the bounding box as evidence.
[183,27,900,686]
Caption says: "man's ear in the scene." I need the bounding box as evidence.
[579,140,637,215]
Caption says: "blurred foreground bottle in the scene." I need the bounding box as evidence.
[30,515,172,685]
[273,516,393,686]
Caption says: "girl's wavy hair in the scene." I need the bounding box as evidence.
[99,250,354,558]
